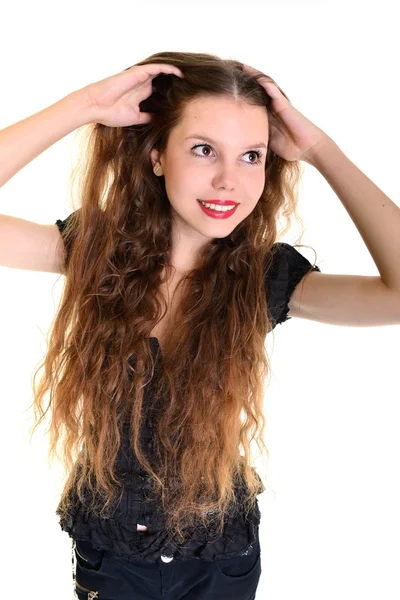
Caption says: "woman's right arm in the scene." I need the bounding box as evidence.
[0,91,93,274]
[0,91,93,189]
[0,63,183,273]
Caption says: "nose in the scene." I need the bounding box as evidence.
[213,164,238,190]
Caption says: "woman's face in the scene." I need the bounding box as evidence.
[150,95,269,249]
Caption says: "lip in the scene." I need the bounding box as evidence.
[197,200,239,219]
[200,199,239,206]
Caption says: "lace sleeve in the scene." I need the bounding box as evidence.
[55,210,80,270]
[265,242,321,328]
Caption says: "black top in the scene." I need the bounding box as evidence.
[54,212,321,564]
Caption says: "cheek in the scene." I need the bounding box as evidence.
[176,177,200,203]
[169,166,197,190]
[242,178,264,206]
[242,202,259,219]
[164,181,198,212]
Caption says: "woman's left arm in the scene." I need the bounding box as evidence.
[304,136,400,293]
[243,64,400,325]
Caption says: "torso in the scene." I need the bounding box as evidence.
[148,269,186,354]
[139,270,185,531]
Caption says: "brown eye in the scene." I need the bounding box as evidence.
[191,144,212,157]
[191,144,263,165]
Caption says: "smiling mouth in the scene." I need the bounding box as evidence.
[197,200,238,211]
[197,200,239,217]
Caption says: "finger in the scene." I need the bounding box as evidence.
[136,111,153,125]
[124,64,184,88]
[242,65,276,84]
[241,63,266,77]
[146,63,184,79]
[242,67,284,98]
[262,82,290,105]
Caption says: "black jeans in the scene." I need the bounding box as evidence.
[72,531,261,600]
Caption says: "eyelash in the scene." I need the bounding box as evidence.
[190,144,263,166]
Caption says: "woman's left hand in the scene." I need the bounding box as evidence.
[242,64,329,163]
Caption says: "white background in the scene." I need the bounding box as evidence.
[1,1,399,598]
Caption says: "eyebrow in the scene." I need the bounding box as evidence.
[184,134,268,150]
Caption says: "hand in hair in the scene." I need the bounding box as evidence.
[80,63,184,128]
[242,63,328,163]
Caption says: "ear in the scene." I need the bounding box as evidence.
[150,148,161,169]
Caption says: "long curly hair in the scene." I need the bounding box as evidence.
[28,51,313,544]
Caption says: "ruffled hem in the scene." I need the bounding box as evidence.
[58,437,265,564]
[58,498,261,564]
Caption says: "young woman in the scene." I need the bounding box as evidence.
[1,51,399,600]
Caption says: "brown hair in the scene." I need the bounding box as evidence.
[29,51,315,544]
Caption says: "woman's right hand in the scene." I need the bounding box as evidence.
[80,63,184,127]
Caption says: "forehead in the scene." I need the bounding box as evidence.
[176,96,269,140]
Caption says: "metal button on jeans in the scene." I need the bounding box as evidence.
[161,555,174,563]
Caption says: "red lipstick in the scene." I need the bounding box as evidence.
[202,199,238,205]
[197,199,239,219]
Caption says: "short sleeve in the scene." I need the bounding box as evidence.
[265,242,321,328]
[55,210,80,269]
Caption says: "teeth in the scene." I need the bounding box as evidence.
[199,200,235,212]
